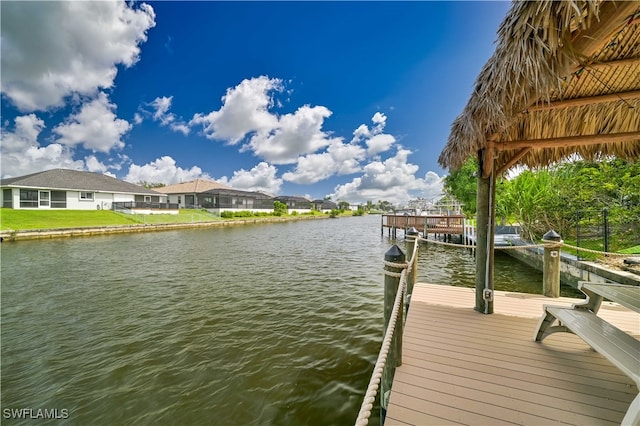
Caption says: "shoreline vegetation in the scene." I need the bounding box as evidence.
[0,209,366,242]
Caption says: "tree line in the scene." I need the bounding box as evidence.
[444,158,640,249]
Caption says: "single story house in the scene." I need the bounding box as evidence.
[311,199,338,213]
[275,196,312,214]
[0,169,174,214]
[156,180,315,214]
[198,188,275,214]
[154,179,231,208]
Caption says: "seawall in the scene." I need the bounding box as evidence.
[0,215,331,242]
[503,244,640,287]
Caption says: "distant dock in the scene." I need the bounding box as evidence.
[381,214,467,241]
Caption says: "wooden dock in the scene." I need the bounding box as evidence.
[385,283,639,425]
[381,215,465,238]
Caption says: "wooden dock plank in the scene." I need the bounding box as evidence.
[385,283,639,425]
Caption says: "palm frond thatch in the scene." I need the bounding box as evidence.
[439,0,640,173]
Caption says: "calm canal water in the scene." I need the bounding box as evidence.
[1,214,577,425]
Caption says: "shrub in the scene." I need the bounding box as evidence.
[233,210,254,217]
[273,201,287,216]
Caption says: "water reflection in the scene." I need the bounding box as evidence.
[1,215,576,425]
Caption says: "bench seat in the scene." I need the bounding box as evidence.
[535,305,640,425]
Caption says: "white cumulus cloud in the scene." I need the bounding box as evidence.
[283,140,366,184]
[350,112,395,155]
[53,92,131,153]
[85,155,110,174]
[190,76,282,143]
[1,1,156,112]
[124,156,212,185]
[246,105,338,164]
[0,114,84,177]
[144,96,190,135]
[282,110,398,184]
[366,134,396,156]
[190,77,340,164]
[219,162,282,194]
[330,148,443,204]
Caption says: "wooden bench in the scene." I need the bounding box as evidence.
[534,282,640,426]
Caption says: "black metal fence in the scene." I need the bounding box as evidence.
[574,208,639,259]
[113,202,179,211]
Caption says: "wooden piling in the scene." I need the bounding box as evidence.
[405,228,419,308]
[542,230,562,298]
[381,244,405,421]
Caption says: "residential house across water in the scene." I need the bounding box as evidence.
[1,170,324,216]
[0,169,171,213]
[274,195,312,214]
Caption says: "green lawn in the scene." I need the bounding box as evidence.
[618,245,640,255]
[561,237,640,259]
[0,209,221,230]
[0,208,337,231]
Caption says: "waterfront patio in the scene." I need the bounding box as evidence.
[385,283,639,425]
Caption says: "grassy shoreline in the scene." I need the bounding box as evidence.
[0,209,341,241]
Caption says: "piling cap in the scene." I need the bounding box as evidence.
[385,244,406,261]
[407,227,419,236]
[542,229,562,241]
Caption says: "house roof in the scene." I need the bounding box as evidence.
[319,201,338,209]
[275,195,311,202]
[200,187,273,199]
[0,169,162,196]
[439,0,640,176]
[154,179,230,194]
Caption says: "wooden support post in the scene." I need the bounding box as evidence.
[405,227,419,311]
[463,219,467,245]
[381,244,405,421]
[476,150,495,314]
[542,230,562,298]
[424,217,428,239]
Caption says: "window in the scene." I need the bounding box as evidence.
[39,191,50,207]
[20,189,38,208]
[202,196,213,208]
[144,196,151,203]
[51,191,67,208]
[80,192,94,201]
[3,189,12,208]
[177,196,181,204]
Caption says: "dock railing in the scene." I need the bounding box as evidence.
[381,214,465,238]
[355,230,419,426]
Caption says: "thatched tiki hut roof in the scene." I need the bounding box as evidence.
[438,0,639,315]
[439,0,639,177]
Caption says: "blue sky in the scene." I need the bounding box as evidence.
[1,1,510,204]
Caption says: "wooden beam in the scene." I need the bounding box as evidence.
[496,148,531,176]
[570,1,639,61]
[581,57,640,71]
[527,90,640,111]
[494,131,640,151]
[481,141,495,179]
